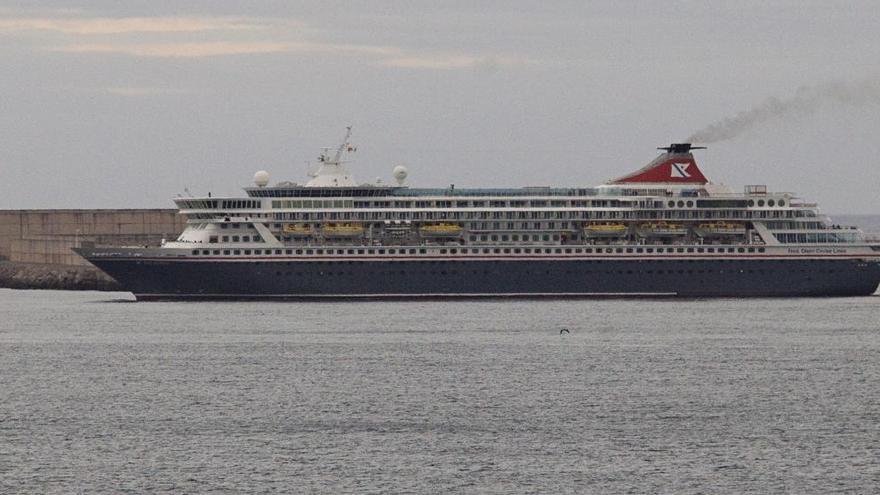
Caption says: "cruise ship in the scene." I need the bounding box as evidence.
[75,128,880,300]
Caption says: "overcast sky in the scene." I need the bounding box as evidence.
[1,1,879,214]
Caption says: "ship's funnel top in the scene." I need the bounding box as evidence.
[608,143,709,185]
[657,143,706,154]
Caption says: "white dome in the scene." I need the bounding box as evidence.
[392,165,408,185]
[253,170,270,187]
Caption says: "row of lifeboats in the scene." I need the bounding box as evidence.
[283,222,463,238]
[281,221,746,238]
[584,222,746,237]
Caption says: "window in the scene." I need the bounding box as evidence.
[209,236,218,244]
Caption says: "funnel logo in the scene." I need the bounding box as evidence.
[671,163,692,178]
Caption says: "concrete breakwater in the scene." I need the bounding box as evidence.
[0,261,122,291]
[0,209,185,291]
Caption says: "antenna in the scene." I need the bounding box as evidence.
[332,126,353,164]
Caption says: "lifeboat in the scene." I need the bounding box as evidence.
[418,223,463,237]
[695,222,746,237]
[583,222,628,237]
[283,223,314,237]
[637,221,687,237]
[321,223,365,237]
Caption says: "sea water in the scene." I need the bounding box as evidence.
[1,289,879,493]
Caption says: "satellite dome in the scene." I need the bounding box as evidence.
[392,165,408,185]
[253,170,270,187]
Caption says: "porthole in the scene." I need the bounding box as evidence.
[668,201,675,208]
[778,200,785,207]
[748,200,755,207]
[686,200,694,208]
[677,200,685,207]
[768,199,775,207]
[757,200,765,206]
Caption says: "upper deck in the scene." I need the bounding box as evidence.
[164,136,871,250]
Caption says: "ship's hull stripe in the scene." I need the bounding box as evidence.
[86,253,880,263]
[134,292,680,299]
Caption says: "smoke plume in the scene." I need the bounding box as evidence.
[686,79,880,144]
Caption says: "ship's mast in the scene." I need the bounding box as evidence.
[307,126,358,187]
[332,126,352,164]
[317,126,353,166]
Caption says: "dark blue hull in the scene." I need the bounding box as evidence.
[83,257,880,300]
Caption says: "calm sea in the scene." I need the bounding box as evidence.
[1,287,879,493]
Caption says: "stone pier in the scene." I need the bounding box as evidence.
[0,209,185,290]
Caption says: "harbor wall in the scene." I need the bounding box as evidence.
[0,209,184,266]
[0,209,184,291]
